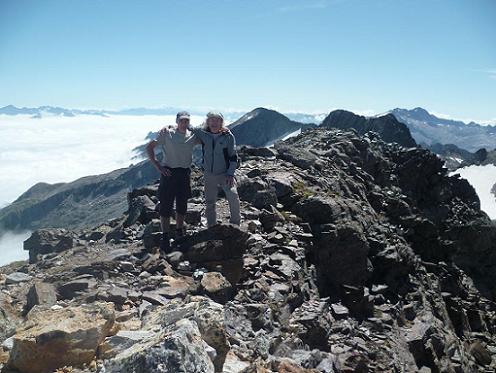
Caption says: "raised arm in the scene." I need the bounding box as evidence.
[187,124,211,143]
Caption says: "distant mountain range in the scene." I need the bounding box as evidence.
[4,105,495,151]
[391,107,496,152]
[0,105,325,124]
[0,105,109,118]
[3,104,496,168]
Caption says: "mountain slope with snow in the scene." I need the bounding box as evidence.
[392,107,496,152]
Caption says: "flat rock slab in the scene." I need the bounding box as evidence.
[5,272,32,285]
[100,330,156,359]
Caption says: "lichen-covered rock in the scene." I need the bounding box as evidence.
[0,293,20,343]
[194,300,230,371]
[200,272,234,304]
[103,319,215,373]
[7,302,115,373]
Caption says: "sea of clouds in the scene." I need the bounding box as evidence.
[0,113,205,265]
[453,164,496,220]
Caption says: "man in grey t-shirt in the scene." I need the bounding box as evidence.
[146,111,197,252]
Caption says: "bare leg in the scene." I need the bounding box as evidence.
[176,213,185,229]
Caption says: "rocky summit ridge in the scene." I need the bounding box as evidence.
[1,127,496,372]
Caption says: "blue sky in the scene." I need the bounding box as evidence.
[0,0,495,120]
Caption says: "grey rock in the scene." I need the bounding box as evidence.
[26,282,57,312]
[58,278,96,299]
[103,319,215,373]
[141,291,169,306]
[125,195,157,226]
[5,272,32,285]
[107,286,129,305]
[23,228,74,263]
[100,330,156,359]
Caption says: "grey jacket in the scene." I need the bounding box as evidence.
[190,127,238,176]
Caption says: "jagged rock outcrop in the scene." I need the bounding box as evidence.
[23,228,75,263]
[1,127,496,372]
[322,110,417,148]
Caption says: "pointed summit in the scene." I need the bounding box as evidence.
[229,108,316,147]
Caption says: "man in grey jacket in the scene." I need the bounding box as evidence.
[189,112,241,227]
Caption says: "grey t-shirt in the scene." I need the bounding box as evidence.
[156,129,197,168]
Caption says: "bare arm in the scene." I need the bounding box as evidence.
[146,140,170,176]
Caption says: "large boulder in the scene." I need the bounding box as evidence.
[23,228,74,263]
[200,272,234,304]
[311,223,370,296]
[125,194,157,226]
[194,300,230,371]
[7,302,115,373]
[237,177,278,209]
[178,225,250,285]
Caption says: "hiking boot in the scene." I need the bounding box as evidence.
[175,227,186,239]
[159,237,171,255]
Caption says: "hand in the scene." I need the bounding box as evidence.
[220,127,231,134]
[158,126,171,137]
[156,164,171,177]
[161,166,172,177]
[226,175,235,188]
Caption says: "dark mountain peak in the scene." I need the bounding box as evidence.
[325,109,362,121]
[378,112,401,121]
[252,107,276,114]
[392,107,433,122]
[231,107,290,128]
[412,107,430,115]
[228,108,315,147]
[322,109,416,148]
